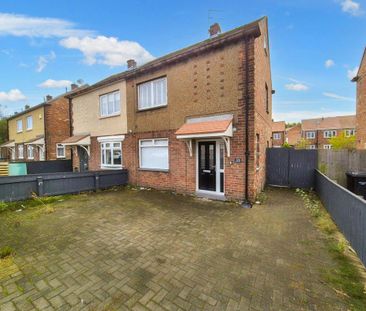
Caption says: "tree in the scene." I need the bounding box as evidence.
[329,132,356,150]
[295,138,310,150]
[0,118,8,144]
[24,104,30,110]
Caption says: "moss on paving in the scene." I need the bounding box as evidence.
[296,189,366,311]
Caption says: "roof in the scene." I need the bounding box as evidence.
[61,134,90,145]
[302,115,356,131]
[69,17,266,98]
[0,140,15,148]
[175,119,232,136]
[352,47,366,82]
[272,121,286,132]
[7,85,88,121]
[286,124,301,145]
[24,135,44,145]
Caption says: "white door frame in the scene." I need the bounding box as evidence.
[195,139,225,195]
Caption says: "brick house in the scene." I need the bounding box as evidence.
[353,48,366,149]
[1,87,81,162]
[301,115,356,149]
[272,121,285,147]
[286,124,302,147]
[67,17,272,202]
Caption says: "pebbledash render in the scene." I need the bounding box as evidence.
[68,17,273,202]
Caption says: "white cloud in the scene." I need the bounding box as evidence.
[38,79,72,89]
[36,51,56,72]
[0,89,26,102]
[323,92,355,101]
[340,0,363,16]
[285,83,309,91]
[325,59,335,68]
[273,110,355,123]
[347,66,359,80]
[60,36,154,67]
[0,13,93,38]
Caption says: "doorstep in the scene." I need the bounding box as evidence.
[196,190,226,201]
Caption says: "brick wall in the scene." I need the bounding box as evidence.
[44,97,72,160]
[356,54,366,149]
[272,131,285,147]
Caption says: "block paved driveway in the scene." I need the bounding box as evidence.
[0,187,349,311]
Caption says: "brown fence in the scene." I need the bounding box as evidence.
[318,150,366,187]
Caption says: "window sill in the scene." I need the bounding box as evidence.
[138,168,169,173]
[101,165,123,170]
[137,105,167,113]
[26,129,32,131]
[99,113,121,120]
[56,156,66,159]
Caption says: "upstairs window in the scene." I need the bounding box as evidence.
[273,133,281,140]
[26,116,33,130]
[138,77,167,110]
[100,91,120,117]
[306,131,316,139]
[345,129,355,137]
[17,119,23,132]
[324,130,337,138]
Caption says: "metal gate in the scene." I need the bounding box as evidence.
[266,148,317,189]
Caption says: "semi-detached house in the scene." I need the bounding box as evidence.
[67,17,273,202]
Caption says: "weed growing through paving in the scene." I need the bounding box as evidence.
[0,246,13,259]
[296,189,366,311]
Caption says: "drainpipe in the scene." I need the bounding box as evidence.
[242,37,252,209]
[68,97,73,167]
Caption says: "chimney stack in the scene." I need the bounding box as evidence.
[71,83,78,90]
[127,59,137,69]
[209,23,221,37]
[46,95,52,101]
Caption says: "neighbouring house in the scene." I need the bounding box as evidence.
[286,124,302,147]
[63,80,127,172]
[272,121,286,147]
[67,17,273,202]
[353,48,366,149]
[301,115,356,149]
[0,86,81,162]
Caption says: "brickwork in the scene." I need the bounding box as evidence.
[302,128,355,149]
[356,50,366,149]
[272,131,285,147]
[44,97,72,160]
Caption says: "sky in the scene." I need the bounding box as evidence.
[0,0,365,122]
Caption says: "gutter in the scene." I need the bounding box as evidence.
[242,37,252,208]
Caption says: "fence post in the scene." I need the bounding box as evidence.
[95,172,100,191]
[37,176,44,197]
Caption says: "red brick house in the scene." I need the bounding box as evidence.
[272,121,286,147]
[353,48,366,149]
[68,17,273,203]
[301,115,356,149]
[286,124,302,147]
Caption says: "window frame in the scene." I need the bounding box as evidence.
[18,145,24,159]
[307,145,316,150]
[100,141,122,169]
[16,119,23,133]
[139,138,169,171]
[323,144,332,150]
[265,83,269,114]
[56,144,66,159]
[99,90,121,118]
[26,116,33,130]
[27,145,34,159]
[306,131,316,139]
[137,77,168,111]
[256,134,260,170]
[273,133,281,140]
[324,130,337,138]
[345,129,355,137]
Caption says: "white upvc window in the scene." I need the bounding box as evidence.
[138,77,167,110]
[323,144,332,149]
[306,131,316,139]
[273,133,281,140]
[324,130,337,138]
[56,144,66,158]
[99,91,120,117]
[139,138,169,170]
[16,119,23,133]
[27,145,34,159]
[101,142,122,168]
[26,116,33,130]
[307,145,316,150]
[345,129,355,137]
[18,145,24,159]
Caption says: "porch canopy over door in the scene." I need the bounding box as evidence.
[61,134,91,156]
[175,114,233,156]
